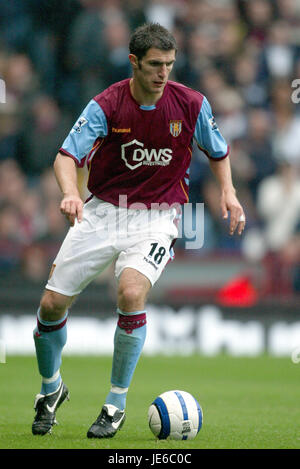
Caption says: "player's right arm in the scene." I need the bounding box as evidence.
[54,99,108,226]
[54,152,83,226]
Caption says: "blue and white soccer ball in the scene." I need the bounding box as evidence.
[148,390,203,440]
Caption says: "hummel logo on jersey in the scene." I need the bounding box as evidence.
[72,116,88,133]
[112,127,131,133]
[121,139,172,170]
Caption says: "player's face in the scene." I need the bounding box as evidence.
[130,48,176,98]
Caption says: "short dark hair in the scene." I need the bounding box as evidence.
[129,23,177,60]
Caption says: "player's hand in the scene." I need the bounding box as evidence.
[60,194,83,226]
[220,189,246,236]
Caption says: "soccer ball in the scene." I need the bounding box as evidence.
[148,390,203,440]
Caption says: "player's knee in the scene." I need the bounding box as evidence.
[118,284,145,311]
[39,291,68,321]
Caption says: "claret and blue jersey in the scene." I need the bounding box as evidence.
[60,79,229,208]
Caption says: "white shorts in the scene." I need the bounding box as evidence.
[46,197,178,296]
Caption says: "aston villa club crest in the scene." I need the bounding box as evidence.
[169,120,182,137]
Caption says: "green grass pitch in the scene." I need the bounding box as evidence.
[0,354,299,449]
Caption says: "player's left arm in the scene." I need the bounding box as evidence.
[208,157,245,236]
[193,96,245,236]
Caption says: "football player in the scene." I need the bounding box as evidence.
[32,23,245,438]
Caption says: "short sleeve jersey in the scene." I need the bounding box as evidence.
[60,79,229,208]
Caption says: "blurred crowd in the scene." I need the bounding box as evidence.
[0,0,300,295]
